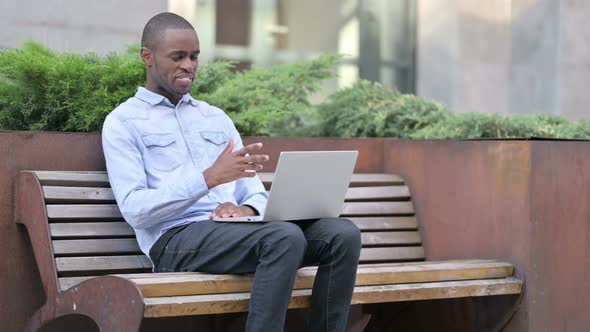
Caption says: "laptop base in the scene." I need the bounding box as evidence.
[213,216,265,222]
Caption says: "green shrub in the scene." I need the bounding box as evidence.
[199,54,337,136]
[1,42,589,140]
[411,112,590,139]
[312,80,590,140]
[312,80,450,138]
[0,42,144,131]
[0,42,336,135]
[314,80,399,137]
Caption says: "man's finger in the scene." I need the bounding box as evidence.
[211,202,240,219]
[239,154,270,164]
[218,206,237,218]
[211,203,227,218]
[233,142,263,156]
[240,163,263,171]
[239,171,257,178]
[223,139,235,155]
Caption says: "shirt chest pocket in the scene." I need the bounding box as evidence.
[141,133,183,172]
[200,131,229,163]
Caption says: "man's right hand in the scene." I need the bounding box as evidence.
[203,139,269,189]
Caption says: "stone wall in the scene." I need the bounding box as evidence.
[417,0,590,120]
[0,0,167,54]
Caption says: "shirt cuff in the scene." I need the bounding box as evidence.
[241,194,267,217]
[188,171,210,200]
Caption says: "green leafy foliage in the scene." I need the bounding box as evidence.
[309,80,450,138]
[411,112,590,139]
[308,79,590,140]
[0,42,336,135]
[1,42,589,139]
[315,80,401,137]
[0,41,145,131]
[198,54,338,136]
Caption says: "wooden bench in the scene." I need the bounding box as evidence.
[16,170,523,331]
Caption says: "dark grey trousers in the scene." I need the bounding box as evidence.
[149,218,361,332]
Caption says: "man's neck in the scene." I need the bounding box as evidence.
[144,85,182,106]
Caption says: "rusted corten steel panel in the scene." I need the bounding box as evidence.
[384,140,532,264]
[383,139,590,331]
[383,140,531,331]
[528,141,590,332]
[243,137,385,173]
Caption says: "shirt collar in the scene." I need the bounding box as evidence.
[184,93,199,106]
[134,87,199,107]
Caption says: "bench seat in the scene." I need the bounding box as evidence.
[16,170,523,331]
[137,260,520,317]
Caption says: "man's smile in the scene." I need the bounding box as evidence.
[176,75,193,82]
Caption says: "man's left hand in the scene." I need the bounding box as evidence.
[209,203,256,219]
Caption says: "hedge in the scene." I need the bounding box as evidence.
[1,42,589,139]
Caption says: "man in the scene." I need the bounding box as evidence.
[102,12,361,332]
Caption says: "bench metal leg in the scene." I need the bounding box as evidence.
[346,305,372,332]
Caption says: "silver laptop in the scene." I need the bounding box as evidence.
[214,151,358,222]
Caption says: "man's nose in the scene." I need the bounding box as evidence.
[180,58,196,71]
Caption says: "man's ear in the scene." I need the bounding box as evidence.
[141,47,153,66]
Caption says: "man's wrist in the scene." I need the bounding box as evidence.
[241,204,259,216]
[203,169,217,189]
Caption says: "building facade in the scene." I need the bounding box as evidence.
[1,0,588,120]
[418,0,590,120]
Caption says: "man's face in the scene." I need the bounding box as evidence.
[142,28,200,103]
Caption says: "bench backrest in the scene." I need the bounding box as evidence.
[21,171,424,291]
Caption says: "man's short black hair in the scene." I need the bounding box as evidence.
[141,12,195,50]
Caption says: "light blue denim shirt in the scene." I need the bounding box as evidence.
[102,87,268,259]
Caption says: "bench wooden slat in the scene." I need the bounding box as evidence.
[125,259,501,279]
[351,217,418,231]
[33,171,111,187]
[58,259,507,290]
[41,186,410,203]
[46,205,122,219]
[48,218,415,238]
[43,186,116,203]
[341,202,414,216]
[34,171,404,187]
[361,232,421,246]
[360,247,424,262]
[55,255,152,273]
[349,174,406,186]
[54,245,425,273]
[346,186,410,201]
[128,260,515,297]
[51,232,421,256]
[53,239,141,255]
[46,202,415,220]
[50,222,135,238]
[59,260,515,296]
[142,277,523,317]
